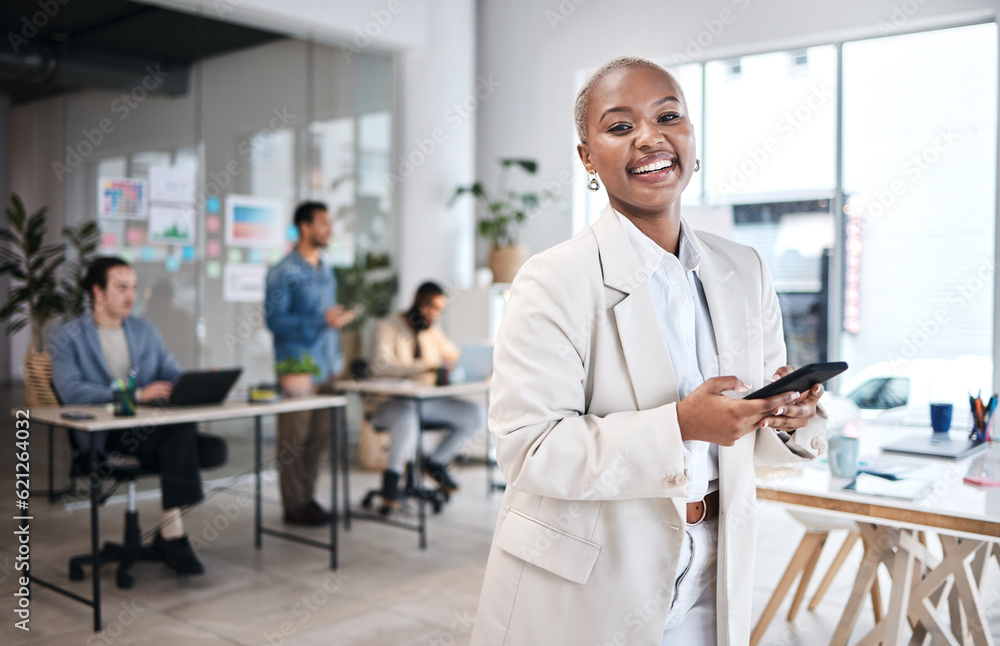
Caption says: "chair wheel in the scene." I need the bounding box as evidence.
[361,492,375,510]
[431,499,443,514]
[69,564,85,581]
[116,570,134,589]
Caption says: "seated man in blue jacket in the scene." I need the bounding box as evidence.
[50,257,205,575]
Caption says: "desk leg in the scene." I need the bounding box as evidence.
[329,405,339,570]
[49,423,56,503]
[832,524,893,646]
[341,405,351,532]
[416,399,426,550]
[254,415,262,549]
[89,440,102,632]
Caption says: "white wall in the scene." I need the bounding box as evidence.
[476,0,996,256]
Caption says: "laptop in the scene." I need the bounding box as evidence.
[147,368,242,406]
[457,344,494,382]
[881,433,988,460]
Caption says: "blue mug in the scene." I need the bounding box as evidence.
[930,403,953,434]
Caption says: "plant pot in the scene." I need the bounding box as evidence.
[24,349,59,407]
[279,373,314,398]
[488,244,529,284]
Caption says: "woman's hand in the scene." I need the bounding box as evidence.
[756,365,823,433]
[677,376,806,446]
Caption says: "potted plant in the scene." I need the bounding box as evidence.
[275,351,321,398]
[0,194,67,405]
[61,221,101,319]
[450,158,541,283]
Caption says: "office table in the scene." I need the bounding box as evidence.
[335,379,491,548]
[25,395,347,632]
[756,424,1000,645]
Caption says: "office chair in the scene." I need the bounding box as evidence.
[67,432,228,589]
[360,421,454,516]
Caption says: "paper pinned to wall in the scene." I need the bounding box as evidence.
[149,166,196,204]
[99,177,148,219]
[225,195,286,248]
[149,205,195,245]
[223,263,266,302]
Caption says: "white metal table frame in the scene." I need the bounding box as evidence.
[335,379,491,549]
[25,395,347,633]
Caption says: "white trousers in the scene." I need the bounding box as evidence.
[370,397,483,473]
[661,517,719,645]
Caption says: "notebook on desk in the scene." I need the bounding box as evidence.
[881,433,987,460]
[145,368,242,406]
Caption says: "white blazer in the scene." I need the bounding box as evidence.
[471,206,828,646]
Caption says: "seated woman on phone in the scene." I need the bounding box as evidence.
[367,281,484,511]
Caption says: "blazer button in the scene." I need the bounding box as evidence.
[811,437,826,454]
[664,476,676,486]
[674,473,688,487]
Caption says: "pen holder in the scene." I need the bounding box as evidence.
[113,385,137,417]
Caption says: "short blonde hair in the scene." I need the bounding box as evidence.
[574,55,684,144]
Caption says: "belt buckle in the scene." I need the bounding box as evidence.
[686,500,707,527]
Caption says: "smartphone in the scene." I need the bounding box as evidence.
[744,361,848,400]
[61,411,96,420]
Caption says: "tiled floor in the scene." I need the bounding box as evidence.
[2,384,999,645]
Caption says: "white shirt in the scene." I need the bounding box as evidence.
[616,210,719,503]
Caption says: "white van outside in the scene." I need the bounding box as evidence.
[839,356,992,429]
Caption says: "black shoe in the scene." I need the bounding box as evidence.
[422,459,459,493]
[379,470,403,514]
[153,533,205,575]
[283,503,330,526]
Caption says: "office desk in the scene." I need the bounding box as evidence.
[757,425,1000,645]
[26,395,347,632]
[335,379,491,548]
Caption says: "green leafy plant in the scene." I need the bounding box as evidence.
[0,194,67,352]
[450,158,541,248]
[334,252,399,329]
[275,351,322,378]
[61,221,101,319]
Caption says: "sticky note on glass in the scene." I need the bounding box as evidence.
[227,248,243,263]
[166,255,181,272]
[182,246,195,262]
[141,246,156,262]
[101,232,118,249]
[207,196,221,214]
[206,215,221,233]
[207,240,221,258]
[206,260,221,279]
[286,225,299,242]
[127,228,144,246]
[119,248,134,263]
[248,249,263,264]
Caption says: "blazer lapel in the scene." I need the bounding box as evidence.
[592,207,679,410]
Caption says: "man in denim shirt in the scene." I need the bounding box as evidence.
[265,202,356,525]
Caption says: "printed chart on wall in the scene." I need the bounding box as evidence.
[99,177,148,219]
[148,205,195,244]
[223,262,267,302]
[225,195,285,248]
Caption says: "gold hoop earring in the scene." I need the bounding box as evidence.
[694,159,701,172]
[587,170,600,191]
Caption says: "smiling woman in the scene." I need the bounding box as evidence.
[471,56,828,646]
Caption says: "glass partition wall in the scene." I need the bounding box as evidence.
[61,40,397,388]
